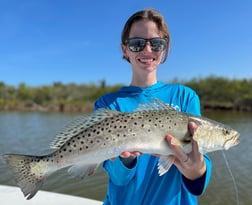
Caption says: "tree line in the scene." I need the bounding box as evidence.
[0,76,252,112]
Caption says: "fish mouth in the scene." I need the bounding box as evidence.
[223,134,240,150]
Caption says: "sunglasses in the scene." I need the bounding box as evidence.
[125,37,167,52]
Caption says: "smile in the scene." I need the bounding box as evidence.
[138,58,155,63]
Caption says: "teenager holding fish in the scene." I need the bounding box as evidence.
[3,8,240,203]
[94,8,212,204]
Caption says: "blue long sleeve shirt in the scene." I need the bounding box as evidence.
[94,82,212,205]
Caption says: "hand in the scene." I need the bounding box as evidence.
[117,151,142,169]
[165,121,206,180]
[110,151,142,169]
[110,151,142,160]
[120,151,142,158]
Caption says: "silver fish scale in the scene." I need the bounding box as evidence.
[50,109,119,149]
[55,109,190,160]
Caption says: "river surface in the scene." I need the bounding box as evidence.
[0,111,251,204]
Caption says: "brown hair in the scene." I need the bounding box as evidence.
[121,9,171,63]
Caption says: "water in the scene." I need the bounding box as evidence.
[0,111,251,204]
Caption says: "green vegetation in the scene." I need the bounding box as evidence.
[184,76,252,111]
[0,77,252,112]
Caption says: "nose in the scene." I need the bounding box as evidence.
[142,41,152,53]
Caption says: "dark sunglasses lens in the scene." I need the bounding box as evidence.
[150,39,167,52]
[127,38,167,52]
[127,39,146,52]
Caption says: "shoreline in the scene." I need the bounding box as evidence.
[0,103,251,113]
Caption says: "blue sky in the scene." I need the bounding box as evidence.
[0,0,251,86]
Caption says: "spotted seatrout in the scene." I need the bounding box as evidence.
[3,101,239,199]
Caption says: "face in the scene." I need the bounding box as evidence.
[122,20,164,75]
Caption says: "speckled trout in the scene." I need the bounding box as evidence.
[3,101,239,199]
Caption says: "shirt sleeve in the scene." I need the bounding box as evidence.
[103,157,137,186]
[182,154,212,195]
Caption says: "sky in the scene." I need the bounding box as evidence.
[0,0,251,86]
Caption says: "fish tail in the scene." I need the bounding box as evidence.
[3,154,51,200]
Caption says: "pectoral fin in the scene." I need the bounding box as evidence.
[158,155,175,176]
[68,163,100,179]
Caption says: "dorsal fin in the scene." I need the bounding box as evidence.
[50,108,120,149]
[134,99,176,112]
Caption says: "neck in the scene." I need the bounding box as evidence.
[130,74,157,88]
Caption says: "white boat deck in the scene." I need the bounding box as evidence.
[0,185,102,205]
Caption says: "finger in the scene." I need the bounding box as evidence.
[191,138,199,154]
[132,151,142,156]
[188,121,197,136]
[120,151,142,158]
[120,151,131,158]
[165,134,188,162]
[191,139,203,162]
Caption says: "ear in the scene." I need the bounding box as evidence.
[121,44,128,59]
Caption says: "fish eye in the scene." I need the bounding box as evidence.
[223,129,230,135]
